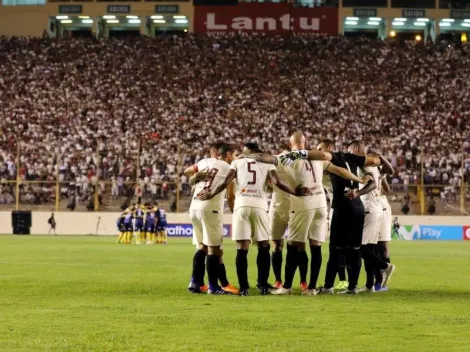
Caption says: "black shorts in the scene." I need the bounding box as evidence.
[330,204,365,248]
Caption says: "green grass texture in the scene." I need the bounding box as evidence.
[0,236,469,352]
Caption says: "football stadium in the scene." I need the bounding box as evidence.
[1,0,470,351]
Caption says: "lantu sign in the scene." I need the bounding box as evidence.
[206,13,318,31]
[194,4,338,35]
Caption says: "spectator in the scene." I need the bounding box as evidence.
[0,35,468,212]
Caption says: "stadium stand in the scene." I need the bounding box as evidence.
[0,35,469,213]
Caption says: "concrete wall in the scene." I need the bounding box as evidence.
[0,3,194,37]
[2,211,469,237]
[2,211,233,236]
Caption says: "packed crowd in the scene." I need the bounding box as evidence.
[0,35,469,209]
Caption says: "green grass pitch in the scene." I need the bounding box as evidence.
[0,236,469,352]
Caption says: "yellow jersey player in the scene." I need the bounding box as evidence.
[118,204,135,244]
[144,204,157,244]
[116,211,128,244]
[156,205,168,244]
[134,202,147,244]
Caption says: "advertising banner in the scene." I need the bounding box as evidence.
[463,226,470,240]
[194,3,338,36]
[392,225,463,240]
[166,223,232,238]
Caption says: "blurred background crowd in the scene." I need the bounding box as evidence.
[0,35,469,214]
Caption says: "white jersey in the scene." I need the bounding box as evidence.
[190,158,230,212]
[230,158,276,211]
[322,172,333,194]
[323,172,333,206]
[379,194,390,210]
[358,166,383,213]
[282,158,329,211]
[270,154,291,213]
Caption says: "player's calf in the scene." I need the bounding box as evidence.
[207,246,226,294]
[188,244,208,293]
[256,241,271,294]
[235,240,250,294]
[271,241,303,294]
[271,239,284,288]
[308,240,322,291]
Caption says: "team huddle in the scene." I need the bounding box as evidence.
[185,133,396,295]
[117,203,168,245]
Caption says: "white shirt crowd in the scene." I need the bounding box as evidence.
[0,35,469,206]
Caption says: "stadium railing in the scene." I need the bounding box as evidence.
[2,141,468,215]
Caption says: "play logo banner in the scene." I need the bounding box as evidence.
[392,225,420,240]
[392,225,463,240]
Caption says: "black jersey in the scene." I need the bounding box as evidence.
[330,152,366,209]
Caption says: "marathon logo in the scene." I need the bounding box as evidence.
[166,223,231,237]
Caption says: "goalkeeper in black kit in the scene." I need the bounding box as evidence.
[280,141,395,294]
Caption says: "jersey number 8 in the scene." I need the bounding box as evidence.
[204,168,219,189]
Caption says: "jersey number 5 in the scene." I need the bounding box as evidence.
[204,168,219,188]
[247,161,257,185]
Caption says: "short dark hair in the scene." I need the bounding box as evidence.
[347,140,362,149]
[320,139,335,147]
[244,142,263,153]
[210,141,225,151]
[219,143,235,157]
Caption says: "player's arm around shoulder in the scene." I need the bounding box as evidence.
[197,168,236,201]
[268,168,311,197]
[325,161,367,184]
[226,182,236,213]
[306,150,332,161]
[364,154,381,167]
[183,164,198,177]
[279,150,331,166]
[381,176,391,195]
[345,174,377,200]
[376,153,394,175]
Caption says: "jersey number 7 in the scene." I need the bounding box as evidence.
[247,161,257,185]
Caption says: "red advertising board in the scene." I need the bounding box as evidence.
[194,3,338,36]
[464,226,470,240]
